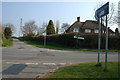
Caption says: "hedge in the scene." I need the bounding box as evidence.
[21,33,120,49]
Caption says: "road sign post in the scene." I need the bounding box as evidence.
[73,35,84,48]
[96,19,101,66]
[104,15,108,71]
[44,33,46,46]
[95,2,109,69]
[44,27,47,47]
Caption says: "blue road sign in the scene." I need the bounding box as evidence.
[95,2,109,19]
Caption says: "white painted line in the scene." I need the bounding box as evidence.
[47,49,70,52]
[25,63,38,65]
[58,63,66,65]
[6,62,20,64]
[43,63,56,66]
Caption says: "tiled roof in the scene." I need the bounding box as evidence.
[66,19,114,33]
[81,20,99,29]
[66,21,84,32]
[70,21,84,28]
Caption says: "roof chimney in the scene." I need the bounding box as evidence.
[77,17,80,22]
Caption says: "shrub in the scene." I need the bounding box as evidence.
[4,27,12,39]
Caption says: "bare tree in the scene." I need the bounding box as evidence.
[36,22,48,35]
[118,1,120,32]
[42,22,48,34]
[55,20,60,34]
[61,23,70,33]
[22,20,37,37]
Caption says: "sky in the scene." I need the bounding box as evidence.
[1,0,119,37]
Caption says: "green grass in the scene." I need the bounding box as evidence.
[19,39,120,52]
[47,62,119,78]
[2,38,13,47]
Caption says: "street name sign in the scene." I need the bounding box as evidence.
[95,2,109,71]
[73,36,84,40]
[95,2,109,19]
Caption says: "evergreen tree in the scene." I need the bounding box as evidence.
[115,28,119,36]
[46,20,55,35]
[4,27,12,39]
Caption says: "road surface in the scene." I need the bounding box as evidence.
[2,39,118,78]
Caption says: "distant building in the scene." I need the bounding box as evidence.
[66,17,115,36]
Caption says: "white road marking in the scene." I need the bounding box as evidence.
[6,62,20,64]
[47,49,70,52]
[43,63,56,66]
[6,62,38,65]
[6,62,67,66]
[58,63,66,65]
[25,63,38,65]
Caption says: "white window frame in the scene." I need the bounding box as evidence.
[85,29,91,33]
[73,28,79,32]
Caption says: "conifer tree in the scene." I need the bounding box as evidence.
[115,28,119,36]
[4,27,12,39]
[46,20,55,35]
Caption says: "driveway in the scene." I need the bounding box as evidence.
[2,39,118,78]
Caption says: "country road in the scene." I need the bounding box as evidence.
[2,39,118,78]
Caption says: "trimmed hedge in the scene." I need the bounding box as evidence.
[21,33,120,49]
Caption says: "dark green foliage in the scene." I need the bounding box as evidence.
[46,20,55,35]
[108,36,120,49]
[22,33,120,49]
[115,28,119,36]
[4,27,12,39]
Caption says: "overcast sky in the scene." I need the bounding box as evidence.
[1,0,119,36]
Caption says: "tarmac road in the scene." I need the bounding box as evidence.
[2,39,118,78]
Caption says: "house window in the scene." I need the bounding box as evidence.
[85,29,91,33]
[94,29,98,33]
[73,28,79,32]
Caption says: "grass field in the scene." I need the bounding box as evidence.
[47,62,119,78]
[19,39,120,52]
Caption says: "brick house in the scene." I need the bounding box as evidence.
[66,17,115,36]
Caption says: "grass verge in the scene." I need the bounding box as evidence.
[47,62,119,78]
[2,38,13,47]
[19,39,120,52]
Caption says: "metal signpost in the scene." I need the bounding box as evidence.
[96,19,101,66]
[44,32,46,46]
[95,2,109,70]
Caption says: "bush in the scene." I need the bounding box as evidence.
[21,33,120,49]
[4,27,12,39]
